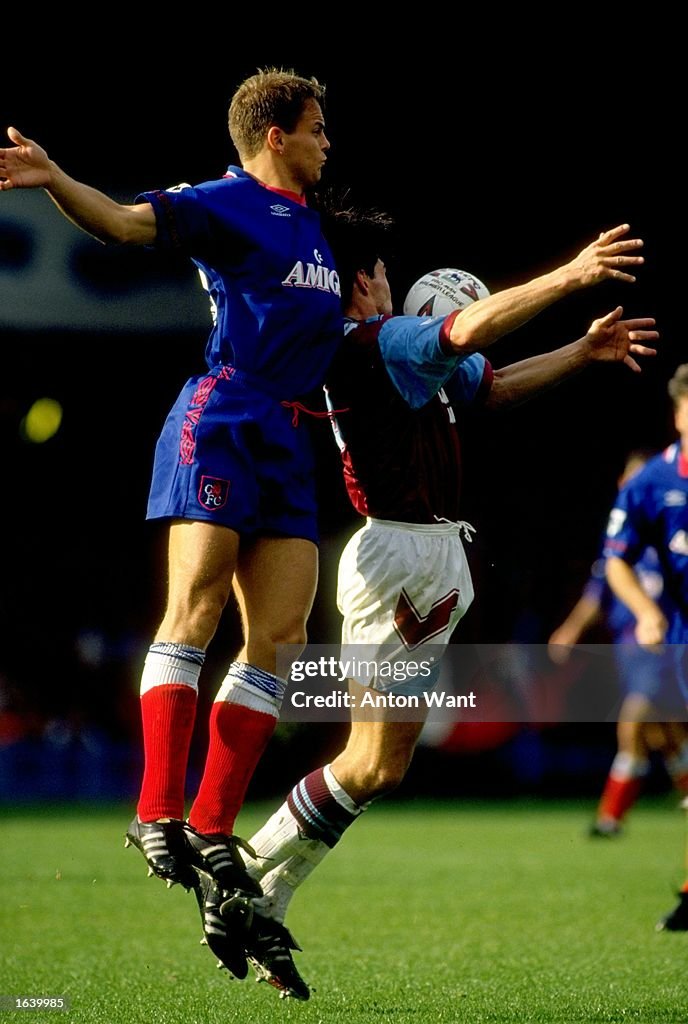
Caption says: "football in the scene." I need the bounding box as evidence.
[403,268,490,317]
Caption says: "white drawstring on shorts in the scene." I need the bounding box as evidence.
[433,516,477,543]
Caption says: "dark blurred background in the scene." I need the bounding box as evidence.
[0,33,681,804]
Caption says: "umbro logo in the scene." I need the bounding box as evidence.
[606,508,627,537]
[664,490,687,507]
[270,204,291,217]
[669,530,688,556]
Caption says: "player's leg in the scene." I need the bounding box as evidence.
[188,535,318,840]
[242,517,470,909]
[331,706,427,802]
[127,519,239,886]
[241,519,472,996]
[591,695,652,836]
[240,519,459,912]
[241,712,425,1000]
[590,641,667,837]
[134,528,278,983]
[126,519,257,980]
[186,381,320,842]
[176,535,318,987]
[246,711,426,909]
[128,366,257,886]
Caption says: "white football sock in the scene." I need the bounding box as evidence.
[244,764,365,921]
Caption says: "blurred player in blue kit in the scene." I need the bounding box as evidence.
[603,365,688,930]
[549,450,688,837]
[233,201,657,998]
[0,68,342,978]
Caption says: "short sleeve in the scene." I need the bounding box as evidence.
[442,354,493,408]
[136,183,214,253]
[377,314,469,409]
[602,481,647,564]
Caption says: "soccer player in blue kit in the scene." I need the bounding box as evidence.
[548,451,688,838]
[604,365,688,930]
[0,69,342,977]
[230,203,657,998]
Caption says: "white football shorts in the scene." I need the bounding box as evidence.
[336,517,475,693]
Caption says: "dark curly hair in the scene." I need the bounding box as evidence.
[314,187,396,303]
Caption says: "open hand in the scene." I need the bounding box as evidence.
[584,306,658,372]
[0,127,52,191]
[569,224,645,287]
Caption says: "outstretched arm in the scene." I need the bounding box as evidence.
[0,127,156,245]
[484,307,657,410]
[548,593,602,664]
[445,224,644,355]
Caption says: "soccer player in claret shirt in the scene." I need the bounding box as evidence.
[232,200,657,998]
[549,450,688,838]
[604,365,688,931]
[0,69,342,979]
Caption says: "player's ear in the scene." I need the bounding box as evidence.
[354,268,370,295]
[267,126,285,154]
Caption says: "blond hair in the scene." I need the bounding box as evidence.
[228,68,325,161]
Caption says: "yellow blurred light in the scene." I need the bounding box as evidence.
[21,397,63,443]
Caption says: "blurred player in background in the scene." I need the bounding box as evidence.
[0,68,341,979]
[604,366,688,931]
[549,450,688,837]
[234,200,657,998]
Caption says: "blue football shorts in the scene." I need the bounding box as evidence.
[614,643,685,713]
[146,366,318,543]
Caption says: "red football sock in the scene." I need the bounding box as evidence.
[597,775,644,823]
[188,701,277,835]
[137,685,198,821]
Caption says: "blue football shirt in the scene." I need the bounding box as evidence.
[138,167,342,399]
[603,443,688,641]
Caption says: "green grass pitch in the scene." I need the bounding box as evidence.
[1,797,687,1023]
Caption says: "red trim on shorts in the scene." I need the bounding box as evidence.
[179,367,235,466]
[281,399,350,427]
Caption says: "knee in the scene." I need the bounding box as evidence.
[273,621,308,649]
[252,618,308,654]
[161,587,228,647]
[241,621,308,675]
